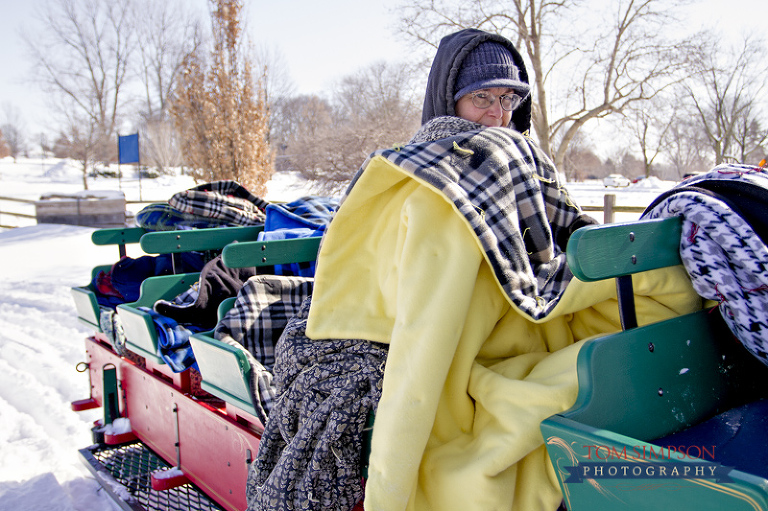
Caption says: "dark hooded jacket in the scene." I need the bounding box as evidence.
[421,28,532,134]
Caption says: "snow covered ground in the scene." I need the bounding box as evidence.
[0,157,676,510]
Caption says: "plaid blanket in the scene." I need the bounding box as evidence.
[169,180,270,226]
[258,196,340,277]
[347,116,587,319]
[215,275,314,423]
[135,202,236,230]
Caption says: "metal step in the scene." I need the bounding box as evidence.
[79,442,224,511]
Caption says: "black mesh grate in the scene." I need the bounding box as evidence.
[86,442,223,511]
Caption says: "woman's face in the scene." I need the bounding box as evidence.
[455,87,514,128]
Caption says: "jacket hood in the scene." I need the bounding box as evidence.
[421,28,532,134]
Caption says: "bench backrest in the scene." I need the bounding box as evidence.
[73,225,264,331]
[139,225,264,254]
[114,226,266,363]
[560,216,768,439]
[117,273,201,363]
[190,237,322,419]
[71,264,114,329]
[566,216,682,281]
[190,333,258,417]
[72,228,148,329]
[221,237,322,268]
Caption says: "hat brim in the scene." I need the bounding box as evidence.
[454,79,531,101]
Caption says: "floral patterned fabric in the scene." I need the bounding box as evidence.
[246,297,387,511]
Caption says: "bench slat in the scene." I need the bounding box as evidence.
[91,227,147,246]
[222,237,322,268]
[566,216,682,282]
[140,225,264,254]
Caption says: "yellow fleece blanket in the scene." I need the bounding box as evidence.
[306,156,701,511]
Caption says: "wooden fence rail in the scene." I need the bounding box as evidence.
[0,195,643,229]
[0,195,37,229]
[0,195,155,230]
[583,194,646,223]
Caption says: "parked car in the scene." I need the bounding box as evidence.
[603,173,631,187]
[682,171,705,181]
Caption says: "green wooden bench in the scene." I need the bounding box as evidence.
[71,225,266,332]
[71,227,147,330]
[541,216,768,510]
[139,225,265,254]
[190,236,377,479]
[114,226,267,364]
[117,273,202,364]
[188,237,322,421]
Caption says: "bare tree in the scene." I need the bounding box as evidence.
[561,130,602,181]
[287,61,422,195]
[0,124,25,161]
[732,114,768,164]
[270,94,333,172]
[398,0,698,175]
[602,147,644,179]
[134,0,203,117]
[132,0,203,173]
[253,43,297,144]
[139,116,185,173]
[624,93,680,178]
[0,130,10,159]
[57,110,103,188]
[665,114,712,178]
[686,35,768,165]
[26,0,134,187]
[170,0,273,196]
[1,103,27,161]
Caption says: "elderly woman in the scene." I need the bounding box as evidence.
[248,29,699,511]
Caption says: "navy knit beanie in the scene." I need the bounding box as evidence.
[453,41,531,100]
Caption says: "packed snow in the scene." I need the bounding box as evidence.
[0,157,676,510]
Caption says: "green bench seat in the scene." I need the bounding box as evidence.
[114,226,267,364]
[541,216,768,510]
[72,225,266,332]
[117,273,201,364]
[189,237,321,421]
[71,227,148,330]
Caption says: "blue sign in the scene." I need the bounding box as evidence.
[118,133,140,164]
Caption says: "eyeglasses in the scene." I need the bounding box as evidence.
[469,91,523,112]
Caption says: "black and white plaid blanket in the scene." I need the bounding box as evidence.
[214,275,314,423]
[169,180,269,226]
[347,116,587,319]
